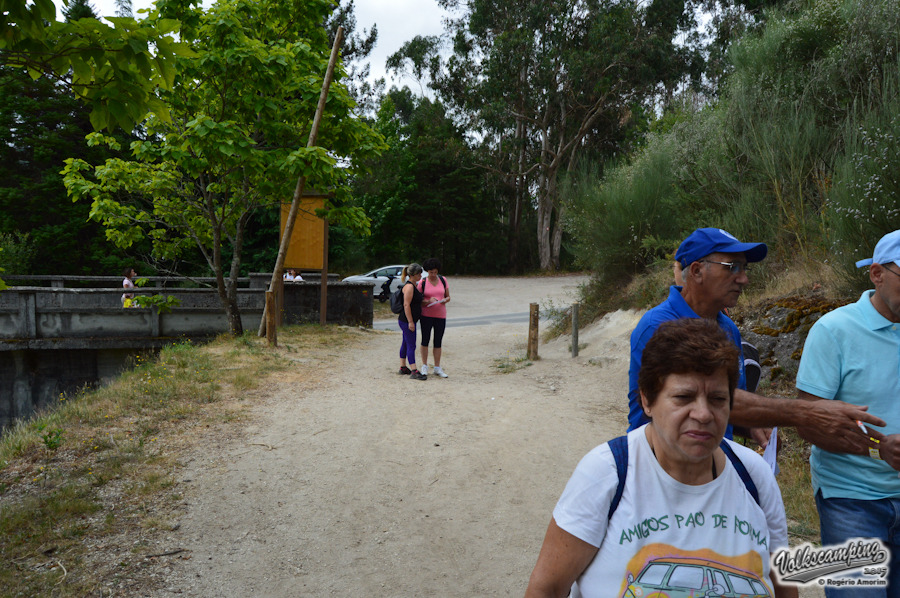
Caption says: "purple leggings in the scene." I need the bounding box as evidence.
[398,320,417,366]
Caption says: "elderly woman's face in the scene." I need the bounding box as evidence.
[642,369,730,463]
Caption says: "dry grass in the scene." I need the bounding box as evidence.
[0,325,362,597]
[373,296,393,320]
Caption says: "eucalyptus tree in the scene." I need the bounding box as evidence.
[324,0,382,117]
[392,0,698,270]
[64,0,383,334]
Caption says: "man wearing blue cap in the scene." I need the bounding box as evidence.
[796,230,900,595]
[628,228,883,451]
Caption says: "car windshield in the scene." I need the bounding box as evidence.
[728,573,755,594]
[668,565,704,590]
[751,579,771,596]
[636,563,668,585]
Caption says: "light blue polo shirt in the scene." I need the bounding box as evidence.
[627,286,746,436]
[797,290,900,500]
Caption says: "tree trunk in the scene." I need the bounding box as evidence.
[224,297,244,336]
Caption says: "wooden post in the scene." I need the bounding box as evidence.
[527,302,539,361]
[258,26,344,336]
[571,302,580,357]
[275,275,284,327]
[266,290,277,346]
[320,217,329,326]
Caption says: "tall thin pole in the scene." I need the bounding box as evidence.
[319,218,329,325]
[259,26,344,336]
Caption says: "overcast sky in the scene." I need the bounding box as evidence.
[60,0,449,88]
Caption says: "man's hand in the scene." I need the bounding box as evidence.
[796,391,886,455]
[875,434,900,471]
[750,427,772,450]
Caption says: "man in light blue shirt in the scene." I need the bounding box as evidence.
[796,230,900,596]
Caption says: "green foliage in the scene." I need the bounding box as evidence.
[0,0,190,130]
[131,294,182,314]
[399,0,705,270]
[566,0,900,296]
[563,136,683,283]
[0,64,139,276]
[352,89,505,273]
[0,231,36,275]
[62,0,383,333]
[827,65,900,288]
[35,423,64,451]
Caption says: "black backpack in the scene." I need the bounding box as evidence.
[390,282,410,314]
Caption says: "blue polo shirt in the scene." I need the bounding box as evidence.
[628,286,746,437]
[797,290,900,500]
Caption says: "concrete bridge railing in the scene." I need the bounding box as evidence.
[0,279,375,429]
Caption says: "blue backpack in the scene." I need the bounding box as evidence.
[606,436,760,520]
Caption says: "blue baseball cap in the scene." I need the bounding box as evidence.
[856,230,900,268]
[675,228,768,268]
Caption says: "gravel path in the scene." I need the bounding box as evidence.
[147,275,823,597]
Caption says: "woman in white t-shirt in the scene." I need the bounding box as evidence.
[525,318,796,598]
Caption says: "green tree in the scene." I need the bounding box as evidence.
[353,89,505,273]
[63,0,383,334]
[392,0,697,271]
[0,0,145,277]
[1,0,190,130]
[563,0,900,292]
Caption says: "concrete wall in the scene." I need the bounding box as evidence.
[0,281,374,429]
[0,347,143,430]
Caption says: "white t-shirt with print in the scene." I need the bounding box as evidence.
[552,426,787,598]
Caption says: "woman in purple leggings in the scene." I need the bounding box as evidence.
[397,263,427,380]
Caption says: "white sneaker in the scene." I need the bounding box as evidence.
[433,366,448,378]
[420,364,429,376]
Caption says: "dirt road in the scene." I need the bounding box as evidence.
[150,275,822,597]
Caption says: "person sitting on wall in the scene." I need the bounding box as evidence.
[122,267,136,308]
[283,268,303,282]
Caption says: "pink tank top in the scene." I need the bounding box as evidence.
[420,277,448,318]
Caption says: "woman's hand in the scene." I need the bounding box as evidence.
[408,322,415,332]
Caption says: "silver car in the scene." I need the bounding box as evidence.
[342,264,407,301]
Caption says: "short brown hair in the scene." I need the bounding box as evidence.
[638,318,740,409]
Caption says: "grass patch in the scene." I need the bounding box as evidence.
[494,353,533,373]
[373,298,393,320]
[0,325,357,596]
[776,428,819,542]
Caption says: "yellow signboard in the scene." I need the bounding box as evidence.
[279,196,325,270]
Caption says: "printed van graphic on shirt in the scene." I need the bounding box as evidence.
[619,544,772,598]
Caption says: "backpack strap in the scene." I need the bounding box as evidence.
[606,435,760,521]
[720,440,760,506]
[421,275,448,296]
[607,435,628,520]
